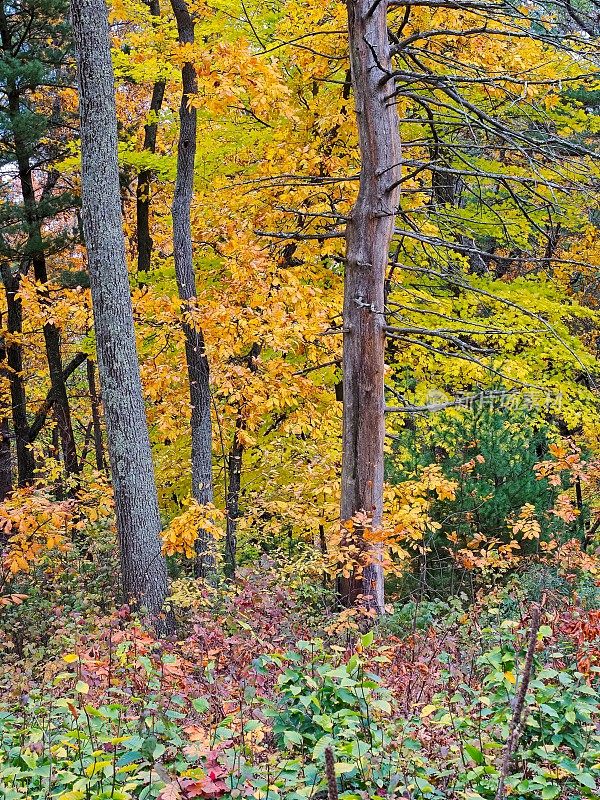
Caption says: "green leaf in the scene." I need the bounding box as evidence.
[84,704,106,718]
[464,744,485,765]
[414,777,434,793]
[312,735,333,759]
[540,704,559,718]
[192,698,209,714]
[140,735,158,759]
[283,730,303,747]
[116,751,143,768]
[334,762,357,775]
[314,714,333,731]
[575,773,597,790]
[361,631,374,648]
[542,786,560,799]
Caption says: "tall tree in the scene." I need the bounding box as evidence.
[136,0,165,283]
[170,0,215,578]
[71,0,172,632]
[0,1,80,480]
[338,0,401,613]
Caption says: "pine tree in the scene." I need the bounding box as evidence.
[0,0,81,486]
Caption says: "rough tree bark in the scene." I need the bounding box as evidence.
[338,0,401,614]
[136,0,166,282]
[224,421,243,578]
[170,0,215,579]
[71,0,173,633]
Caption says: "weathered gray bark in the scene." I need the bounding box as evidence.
[136,0,165,282]
[170,0,215,579]
[71,0,173,633]
[224,422,242,578]
[338,0,401,614]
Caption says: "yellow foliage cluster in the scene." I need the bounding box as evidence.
[0,488,74,576]
[511,504,542,541]
[328,467,459,580]
[162,501,225,558]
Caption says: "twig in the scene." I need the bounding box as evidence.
[495,605,542,800]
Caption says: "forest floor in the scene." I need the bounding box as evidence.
[2,558,600,800]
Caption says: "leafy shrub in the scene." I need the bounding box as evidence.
[5,628,600,800]
[256,637,391,753]
[409,623,600,799]
[0,690,187,800]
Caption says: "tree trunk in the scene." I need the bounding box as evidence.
[338,0,401,614]
[79,420,93,465]
[0,266,34,485]
[86,358,105,471]
[40,314,79,476]
[170,0,215,579]
[0,338,12,500]
[136,0,165,282]
[0,414,11,501]
[225,422,243,578]
[28,351,88,444]
[71,0,173,634]
[224,343,260,577]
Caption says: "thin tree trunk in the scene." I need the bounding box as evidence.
[0,337,12,500]
[79,420,94,465]
[338,0,401,614]
[28,352,88,444]
[136,0,165,282]
[87,358,105,470]
[225,418,243,578]
[51,417,60,463]
[40,314,79,476]
[71,0,173,634]
[224,343,260,578]
[170,0,215,579]
[0,415,11,501]
[0,266,34,485]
